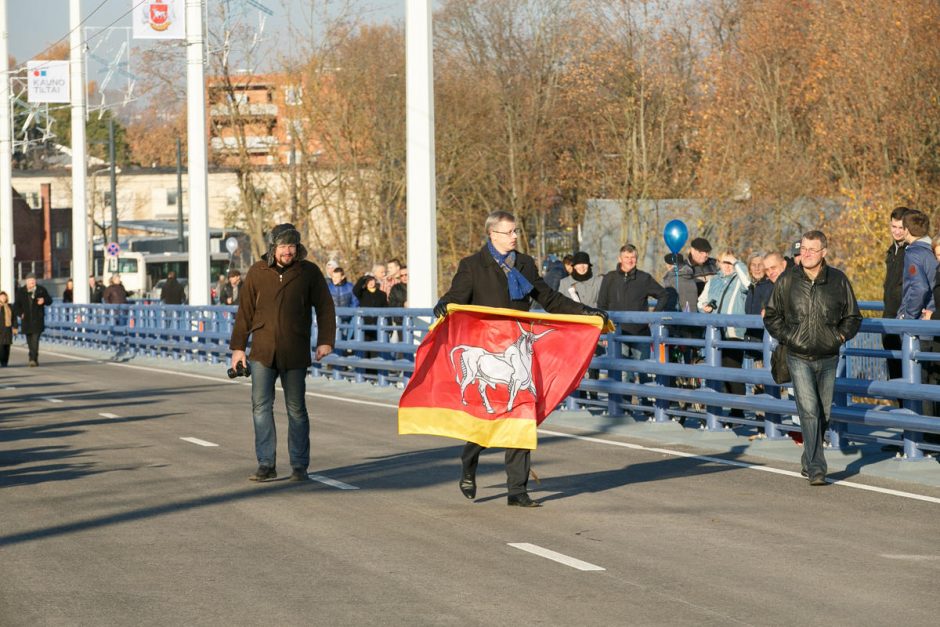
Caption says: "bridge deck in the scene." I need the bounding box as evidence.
[1,344,938,625]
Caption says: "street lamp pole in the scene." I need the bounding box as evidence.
[109,117,118,244]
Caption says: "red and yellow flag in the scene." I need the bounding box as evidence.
[398,305,609,450]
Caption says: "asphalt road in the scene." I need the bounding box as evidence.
[1,347,939,626]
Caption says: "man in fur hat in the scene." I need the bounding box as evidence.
[229,223,337,482]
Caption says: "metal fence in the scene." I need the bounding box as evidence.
[34,301,940,462]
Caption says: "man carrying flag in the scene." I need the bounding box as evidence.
[413,211,607,508]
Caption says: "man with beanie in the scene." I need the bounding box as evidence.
[14,274,52,367]
[433,211,608,507]
[229,223,336,482]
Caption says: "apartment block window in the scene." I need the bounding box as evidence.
[54,229,70,250]
[167,190,178,206]
[26,192,41,209]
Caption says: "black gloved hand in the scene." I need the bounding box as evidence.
[433,301,449,319]
[581,305,609,327]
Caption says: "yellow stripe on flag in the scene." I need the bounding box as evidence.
[398,406,538,450]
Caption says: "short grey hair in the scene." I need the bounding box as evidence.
[484,210,516,235]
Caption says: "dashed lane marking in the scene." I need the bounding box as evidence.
[307,474,359,490]
[880,554,940,561]
[37,348,940,505]
[99,413,120,419]
[43,397,63,403]
[508,543,605,571]
[180,437,219,447]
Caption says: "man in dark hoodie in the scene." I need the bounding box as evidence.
[883,206,912,380]
[229,224,336,483]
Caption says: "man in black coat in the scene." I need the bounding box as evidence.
[597,244,668,382]
[161,271,187,305]
[435,210,606,507]
[883,206,912,381]
[14,273,52,367]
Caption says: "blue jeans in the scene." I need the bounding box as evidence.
[787,354,838,478]
[251,362,310,470]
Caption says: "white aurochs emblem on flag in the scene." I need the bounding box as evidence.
[449,321,553,414]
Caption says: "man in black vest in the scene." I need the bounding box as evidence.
[434,210,606,507]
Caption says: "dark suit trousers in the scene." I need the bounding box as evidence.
[461,441,530,496]
[0,343,9,366]
[26,333,41,363]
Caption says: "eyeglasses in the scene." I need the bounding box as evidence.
[800,247,825,255]
[491,228,522,236]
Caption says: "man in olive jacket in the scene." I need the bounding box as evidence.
[230,223,336,482]
[434,210,607,507]
[764,230,862,486]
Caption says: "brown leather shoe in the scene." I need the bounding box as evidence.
[248,465,277,482]
[809,475,827,486]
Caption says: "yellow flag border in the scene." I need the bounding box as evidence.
[429,303,615,333]
[398,406,538,450]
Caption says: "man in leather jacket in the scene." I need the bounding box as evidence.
[764,230,862,485]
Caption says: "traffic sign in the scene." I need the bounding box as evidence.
[106,242,120,257]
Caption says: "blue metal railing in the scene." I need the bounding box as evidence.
[34,301,940,462]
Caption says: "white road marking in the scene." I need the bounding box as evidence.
[44,397,63,403]
[307,474,359,490]
[538,429,940,506]
[508,543,605,571]
[180,437,219,447]
[99,413,120,419]
[880,554,940,561]
[2,386,16,390]
[38,348,940,504]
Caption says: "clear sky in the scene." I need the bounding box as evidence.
[7,0,405,66]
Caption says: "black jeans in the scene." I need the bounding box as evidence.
[461,442,531,496]
[0,343,9,366]
[26,333,41,363]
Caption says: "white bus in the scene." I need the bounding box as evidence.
[97,251,233,297]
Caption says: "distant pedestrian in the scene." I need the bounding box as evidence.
[62,278,74,303]
[219,269,241,306]
[329,267,359,344]
[661,253,697,313]
[382,258,403,296]
[14,273,52,367]
[161,271,186,305]
[214,274,227,305]
[542,255,568,291]
[0,291,14,367]
[764,230,862,485]
[103,274,129,304]
[88,275,104,303]
[388,266,409,308]
[229,223,336,482]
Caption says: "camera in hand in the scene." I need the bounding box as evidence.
[227,362,252,379]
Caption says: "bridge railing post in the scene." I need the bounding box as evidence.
[702,323,724,431]
[901,331,925,461]
[606,324,624,418]
[652,321,670,423]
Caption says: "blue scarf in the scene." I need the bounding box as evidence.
[487,241,534,300]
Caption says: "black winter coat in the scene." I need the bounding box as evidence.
[161,278,186,305]
[597,267,668,335]
[764,262,862,360]
[883,241,907,319]
[14,285,52,333]
[438,246,583,315]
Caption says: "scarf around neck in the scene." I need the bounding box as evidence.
[572,268,593,281]
[1,302,10,328]
[487,241,534,300]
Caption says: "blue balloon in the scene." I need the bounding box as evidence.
[663,219,689,255]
